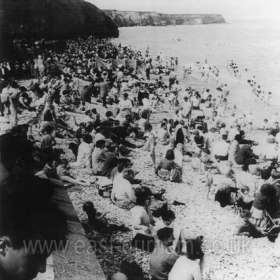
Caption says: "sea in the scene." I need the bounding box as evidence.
[112,19,280,105]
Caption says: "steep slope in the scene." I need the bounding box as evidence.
[0,0,119,41]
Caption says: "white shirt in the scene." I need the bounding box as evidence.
[142,98,151,109]
[205,132,217,152]
[254,143,277,160]
[76,142,92,167]
[174,148,183,167]
[168,257,202,280]
[111,172,136,203]
[182,101,192,118]
[157,128,169,143]
[228,128,239,142]
[138,118,147,132]
[119,99,133,110]
[213,140,229,157]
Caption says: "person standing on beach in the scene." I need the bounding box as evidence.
[37,55,45,77]
[182,96,192,123]
[8,81,21,128]
[265,92,272,106]
[168,69,177,91]
[97,78,110,108]
[146,60,152,80]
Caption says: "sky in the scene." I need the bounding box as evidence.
[87,0,280,20]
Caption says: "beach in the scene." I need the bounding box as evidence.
[62,63,279,280]
[1,21,280,280]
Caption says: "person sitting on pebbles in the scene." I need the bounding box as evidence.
[91,139,107,174]
[131,187,156,252]
[235,142,259,171]
[254,134,277,161]
[168,238,204,280]
[111,167,137,210]
[36,156,94,187]
[83,201,128,234]
[213,133,229,162]
[250,183,277,230]
[83,201,108,229]
[150,227,179,280]
[72,134,93,169]
[214,168,237,208]
[155,149,182,182]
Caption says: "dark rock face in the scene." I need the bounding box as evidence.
[0,0,119,41]
[104,10,226,27]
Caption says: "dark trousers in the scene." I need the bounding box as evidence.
[102,96,107,107]
[215,155,228,161]
[169,78,176,90]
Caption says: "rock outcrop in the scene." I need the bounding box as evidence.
[104,10,226,27]
[0,0,119,41]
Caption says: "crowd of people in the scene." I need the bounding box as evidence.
[247,76,272,106]
[1,35,280,280]
[226,59,273,106]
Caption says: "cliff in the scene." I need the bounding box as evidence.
[0,0,119,42]
[104,10,225,27]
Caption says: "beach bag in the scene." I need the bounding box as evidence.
[170,167,182,183]
[97,184,112,198]
[158,169,170,181]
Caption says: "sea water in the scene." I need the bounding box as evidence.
[112,19,280,105]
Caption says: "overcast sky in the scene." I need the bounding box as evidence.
[87,0,280,20]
